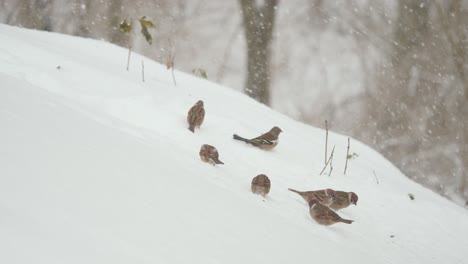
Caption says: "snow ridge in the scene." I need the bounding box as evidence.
[1,24,467,264]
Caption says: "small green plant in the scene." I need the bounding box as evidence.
[408,193,415,200]
[347,152,359,159]
[119,16,155,71]
[138,16,155,44]
[165,39,177,86]
[192,68,208,79]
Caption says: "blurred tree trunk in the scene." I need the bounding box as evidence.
[392,0,429,67]
[15,0,53,30]
[74,0,93,37]
[371,0,430,152]
[239,0,278,106]
[436,0,468,195]
[370,0,468,199]
[106,0,125,46]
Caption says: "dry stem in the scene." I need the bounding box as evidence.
[325,120,328,165]
[320,145,335,176]
[344,137,350,175]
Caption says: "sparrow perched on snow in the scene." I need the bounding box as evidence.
[187,100,205,133]
[309,199,354,226]
[329,191,359,211]
[199,144,224,165]
[288,188,336,207]
[233,126,282,150]
[251,174,271,197]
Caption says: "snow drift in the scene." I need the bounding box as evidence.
[0,24,467,264]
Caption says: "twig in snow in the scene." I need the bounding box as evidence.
[171,59,176,86]
[126,45,132,71]
[373,170,379,184]
[165,39,177,86]
[320,146,335,176]
[325,120,328,165]
[328,151,334,177]
[141,60,145,82]
[344,137,350,175]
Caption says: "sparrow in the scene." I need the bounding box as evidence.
[309,199,353,226]
[233,126,282,150]
[199,144,224,165]
[288,188,336,207]
[187,100,205,132]
[251,174,271,197]
[329,191,359,211]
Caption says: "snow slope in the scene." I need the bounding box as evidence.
[0,24,467,264]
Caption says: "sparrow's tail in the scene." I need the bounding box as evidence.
[233,134,250,143]
[288,188,303,195]
[340,218,354,224]
[188,125,195,133]
[214,158,224,165]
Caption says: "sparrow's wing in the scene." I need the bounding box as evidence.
[248,137,274,146]
[314,205,330,220]
[313,192,327,203]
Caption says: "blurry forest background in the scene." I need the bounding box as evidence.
[1,0,467,206]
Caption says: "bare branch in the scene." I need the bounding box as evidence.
[320,146,335,176]
[373,170,379,184]
[126,45,132,71]
[325,120,328,165]
[328,150,334,177]
[344,137,350,175]
[165,39,177,86]
[141,60,145,82]
[171,64,176,86]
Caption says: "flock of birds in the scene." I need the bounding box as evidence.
[187,100,359,226]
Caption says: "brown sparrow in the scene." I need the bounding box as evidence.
[329,191,359,211]
[309,199,353,226]
[251,174,271,197]
[187,100,205,132]
[288,188,336,206]
[233,126,282,150]
[199,144,224,165]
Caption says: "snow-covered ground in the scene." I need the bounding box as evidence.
[1,24,467,264]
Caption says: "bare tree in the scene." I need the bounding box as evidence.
[353,0,468,202]
[239,0,278,105]
[106,0,125,45]
[435,0,468,195]
[11,0,53,30]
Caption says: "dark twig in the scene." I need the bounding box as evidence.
[320,146,335,176]
[171,55,177,86]
[325,120,328,164]
[165,39,177,86]
[344,137,350,175]
[126,20,133,71]
[373,170,380,184]
[141,60,145,82]
[126,45,132,71]
[328,151,334,177]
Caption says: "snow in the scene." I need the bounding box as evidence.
[1,24,467,264]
